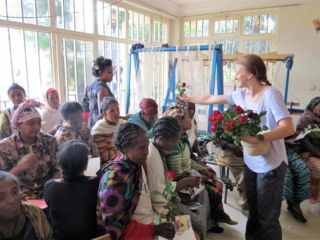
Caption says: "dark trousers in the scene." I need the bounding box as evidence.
[245,161,287,240]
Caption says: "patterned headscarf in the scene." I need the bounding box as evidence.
[139,98,158,115]
[11,99,43,128]
[163,102,187,120]
[306,97,320,112]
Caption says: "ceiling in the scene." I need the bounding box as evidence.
[133,0,320,17]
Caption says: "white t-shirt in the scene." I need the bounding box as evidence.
[227,86,291,173]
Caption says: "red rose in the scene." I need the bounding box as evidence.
[209,115,216,122]
[213,110,220,116]
[235,106,244,114]
[227,119,235,127]
[247,111,254,119]
[166,171,176,180]
[239,116,247,123]
[210,126,215,133]
[216,114,224,121]
[224,125,231,131]
[181,82,186,88]
[212,121,218,127]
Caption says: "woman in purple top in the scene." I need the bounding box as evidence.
[181,54,294,240]
[86,56,114,129]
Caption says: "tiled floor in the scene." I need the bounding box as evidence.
[207,184,320,240]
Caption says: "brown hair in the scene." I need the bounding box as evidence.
[236,54,271,86]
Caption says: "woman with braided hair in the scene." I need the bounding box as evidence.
[97,122,175,240]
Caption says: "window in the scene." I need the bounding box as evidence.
[184,19,209,37]
[214,19,238,34]
[60,38,94,101]
[55,0,93,33]
[243,14,276,34]
[213,39,239,55]
[0,27,53,108]
[128,10,150,42]
[0,0,50,26]
[154,20,167,43]
[244,39,271,54]
[97,1,126,38]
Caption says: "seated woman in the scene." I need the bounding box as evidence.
[0,171,52,239]
[0,99,59,199]
[164,103,237,232]
[0,84,27,140]
[296,96,320,203]
[128,98,158,138]
[44,140,99,239]
[55,101,98,157]
[40,88,63,135]
[147,117,204,239]
[91,97,126,163]
[97,122,175,240]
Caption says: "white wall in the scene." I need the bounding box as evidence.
[277,3,320,109]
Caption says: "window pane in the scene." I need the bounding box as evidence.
[226,20,233,33]
[63,0,74,30]
[7,0,22,22]
[267,14,276,33]
[104,3,111,36]
[144,16,150,42]
[184,21,190,37]
[75,0,84,32]
[0,28,13,106]
[25,31,40,98]
[243,16,251,34]
[259,14,268,34]
[139,14,144,41]
[203,20,209,36]
[0,0,7,20]
[84,0,93,33]
[197,20,203,37]
[38,32,53,89]
[111,5,118,37]
[23,0,36,24]
[55,0,63,28]
[234,19,239,32]
[252,16,259,34]
[76,41,85,100]
[97,1,103,35]
[214,21,219,33]
[10,29,27,88]
[220,20,226,33]
[118,8,126,38]
[37,0,49,26]
[133,12,138,40]
[190,21,196,37]
[128,10,133,39]
[65,39,75,99]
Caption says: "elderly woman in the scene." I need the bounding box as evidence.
[128,98,158,138]
[97,122,175,240]
[0,99,59,199]
[40,88,63,135]
[164,103,237,233]
[0,171,52,239]
[91,97,126,163]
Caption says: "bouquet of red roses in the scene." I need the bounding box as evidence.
[208,105,268,145]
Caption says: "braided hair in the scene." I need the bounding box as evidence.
[113,122,147,153]
[153,116,181,140]
[306,97,320,112]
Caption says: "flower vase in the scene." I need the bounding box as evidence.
[241,140,270,156]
